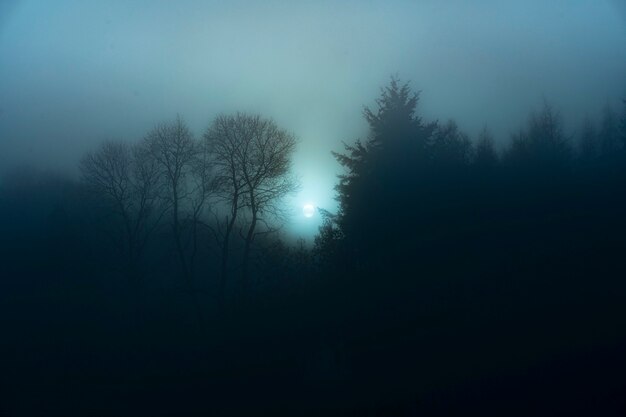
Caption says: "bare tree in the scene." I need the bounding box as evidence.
[143,116,200,299]
[80,140,163,300]
[204,114,247,306]
[205,113,298,299]
[188,136,216,274]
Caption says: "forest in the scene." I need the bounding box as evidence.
[1,78,626,415]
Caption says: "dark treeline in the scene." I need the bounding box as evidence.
[1,80,626,416]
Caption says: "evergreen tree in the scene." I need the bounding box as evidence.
[599,103,620,155]
[430,119,473,167]
[578,116,598,162]
[474,126,498,169]
[619,99,626,151]
[332,78,435,262]
[505,101,572,172]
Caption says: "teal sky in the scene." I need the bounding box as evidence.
[1,0,625,239]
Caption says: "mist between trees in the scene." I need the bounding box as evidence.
[1,79,626,415]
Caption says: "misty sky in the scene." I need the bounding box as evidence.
[1,0,625,237]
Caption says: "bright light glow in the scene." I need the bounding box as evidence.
[303,203,315,218]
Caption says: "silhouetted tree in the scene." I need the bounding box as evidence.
[599,103,620,155]
[313,208,343,269]
[430,119,473,166]
[474,126,498,169]
[619,99,626,151]
[143,116,202,312]
[578,116,599,162]
[205,113,298,296]
[332,78,436,261]
[188,136,215,276]
[80,140,162,292]
[505,101,572,172]
[203,114,248,306]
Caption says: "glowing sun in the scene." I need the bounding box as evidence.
[303,203,315,218]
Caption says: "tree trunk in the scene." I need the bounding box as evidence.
[219,192,239,308]
[241,208,257,296]
[172,187,203,324]
[219,215,234,309]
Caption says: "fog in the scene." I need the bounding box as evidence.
[4,2,626,415]
[1,0,625,235]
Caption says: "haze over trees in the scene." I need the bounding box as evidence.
[1,1,625,414]
[76,112,300,318]
[2,80,626,415]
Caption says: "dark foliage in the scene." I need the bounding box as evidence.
[1,85,626,416]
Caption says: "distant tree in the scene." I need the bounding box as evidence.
[474,126,498,169]
[430,119,473,166]
[578,116,599,162]
[205,113,298,296]
[80,140,163,295]
[599,103,620,155]
[505,101,572,172]
[203,114,248,305]
[619,99,626,151]
[188,136,216,274]
[143,116,201,301]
